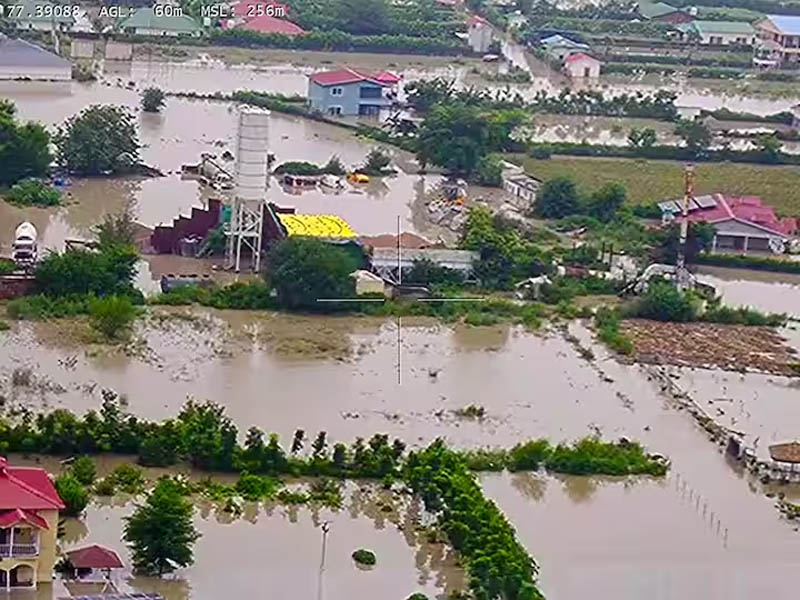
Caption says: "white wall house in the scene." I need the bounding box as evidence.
[467,15,493,53]
[0,37,71,81]
[563,53,601,78]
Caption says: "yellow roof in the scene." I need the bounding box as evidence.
[277,213,357,239]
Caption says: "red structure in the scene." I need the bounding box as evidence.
[0,274,35,300]
[150,199,223,255]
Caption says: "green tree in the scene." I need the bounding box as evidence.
[534,176,580,218]
[0,100,51,186]
[5,179,61,207]
[69,456,96,486]
[141,87,166,113]
[94,209,137,248]
[54,473,89,516]
[674,119,711,156]
[655,221,716,264]
[586,182,626,222]
[361,148,391,175]
[336,0,390,34]
[54,105,141,175]
[417,103,489,175]
[474,155,502,187]
[265,238,359,310]
[634,280,696,322]
[124,478,200,575]
[754,133,782,163]
[627,127,657,150]
[34,246,138,298]
[89,295,137,340]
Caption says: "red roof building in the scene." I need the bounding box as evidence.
[309,68,386,87]
[66,545,124,570]
[372,70,401,84]
[0,457,64,512]
[237,14,305,35]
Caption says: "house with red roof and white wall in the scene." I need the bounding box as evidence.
[0,457,64,589]
[307,68,399,117]
[563,52,601,78]
[659,193,798,253]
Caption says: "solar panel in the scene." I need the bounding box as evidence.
[658,201,681,214]
[694,195,717,208]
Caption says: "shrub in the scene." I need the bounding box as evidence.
[6,294,91,320]
[5,179,61,207]
[89,295,137,340]
[473,155,503,187]
[535,176,580,218]
[632,281,696,322]
[93,477,116,496]
[407,594,429,600]
[595,307,633,355]
[54,474,90,516]
[0,259,15,275]
[507,439,551,471]
[0,321,9,331]
[70,456,96,485]
[141,87,166,113]
[361,148,391,175]
[35,246,139,298]
[352,548,377,566]
[109,463,146,494]
[235,472,280,500]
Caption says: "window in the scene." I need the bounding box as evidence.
[330,87,343,97]
[328,106,342,116]
[359,86,382,99]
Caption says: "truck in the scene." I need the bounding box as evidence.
[12,222,38,266]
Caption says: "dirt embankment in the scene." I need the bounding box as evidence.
[620,319,800,377]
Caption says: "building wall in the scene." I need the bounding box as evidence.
[105,40,133,60]
[0,65,70,81]
[70,38,95,58]
[468,23,493,53]
[696,31,756,45]
[37,509,58,583]
[308,81,387,116]
[564,59,600,77]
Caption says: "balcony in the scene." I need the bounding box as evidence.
[0,544,39,557]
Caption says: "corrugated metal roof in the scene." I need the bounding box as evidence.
[0,38,71,69]
[682,20,755,35]
[637,1,678,19]
[766,14,800,35]
[277,213,357,238]
[120,7,201,33]
[372,248,478,268]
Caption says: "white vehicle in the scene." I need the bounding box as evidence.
[12,222,38,265]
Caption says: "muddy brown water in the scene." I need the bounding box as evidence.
[41,483,463,600]
[697,265,800,317]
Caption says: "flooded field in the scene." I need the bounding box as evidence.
[697,266,800,317]
[40,483,463,600]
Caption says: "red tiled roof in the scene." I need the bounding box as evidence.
[232,1,290,17]
[373,70,401,84]
[0,457,65,511]
[565,52,597,63]
[679,193,795,236]
[238,14,305,35]
[310,68,386,87]
[468,15,487,26]
[66,544,124,569]
[0,508,49,530]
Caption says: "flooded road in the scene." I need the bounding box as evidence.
[46,483,464,600]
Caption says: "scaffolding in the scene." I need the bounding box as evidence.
[226,108,270,272]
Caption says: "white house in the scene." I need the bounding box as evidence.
[467,15,493,53]
[677,20,757,45]
[563,52,601,78]
[756,15,800,66]
[0,37,71,81]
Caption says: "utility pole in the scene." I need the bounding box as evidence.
[316,521,331,600]
[676,163,694,291]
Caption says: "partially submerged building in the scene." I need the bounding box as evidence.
[658,193,797,253]
[0,457,64,589]
[0,37,71,81]
[307,68,396,117]
[538,34,589,62]
[756,15,800,66]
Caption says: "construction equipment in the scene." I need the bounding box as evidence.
[675,164,694,291]
[12,222,38,266]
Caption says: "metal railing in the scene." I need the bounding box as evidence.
[0,543,39,557]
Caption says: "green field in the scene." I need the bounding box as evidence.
[507,154,800,217]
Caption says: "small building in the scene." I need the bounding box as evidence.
[756,15,800,66]
[677,20,757,45]
[119,7,202,37]
[371,247,479,282]
[467,15,493,54]
[658,193,797,253]
[64,544,123,580]
[351,270,388,296]
[307,68,392,117]
[538,34,589,62]
[4,0,76,32]
[563,52,601,78]
[0,37,71,81]
[767,442,800,480]
[636,1,694,24]
[502,171,541,205]
[0,456,65,589]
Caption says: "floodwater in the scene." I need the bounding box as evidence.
[0,79,442,261]
[41,483,463,600]
[696,265,800,316]
[2,312,800,596]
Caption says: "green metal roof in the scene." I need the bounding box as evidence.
[5,0,75,24]
[119,7,201,33]
[637,1,679,19]
[679,20,755,35]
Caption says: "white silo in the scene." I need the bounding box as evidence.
[227,107,270,272]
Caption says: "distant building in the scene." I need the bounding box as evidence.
[4,0,76,32]
[371,248,479,282]
[0,37,71,81]
[563,52,601,78]
[658,193,797,253]
[351,270,389,296]
[119,7,202,37]
[677,20,757,45]
[756,15,800,66]
[467,15,493,53]
[538,34,589,61]
[636,1,694,24]
[307,68,393,117]
[235,14,305,34]
[502,172,541,205]
[0,456,65,589]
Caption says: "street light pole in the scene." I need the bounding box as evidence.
[317,521,331,600]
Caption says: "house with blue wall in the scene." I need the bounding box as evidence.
[307,68,397,117]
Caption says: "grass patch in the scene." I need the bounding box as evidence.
[508,154,800,217]
[594,307,634,355]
